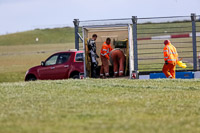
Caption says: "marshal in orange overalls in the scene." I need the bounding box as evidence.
[100,38,113,77]
[110,49,125,77]
[162,40,178,79]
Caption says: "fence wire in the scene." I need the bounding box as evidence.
[137,16,196,72]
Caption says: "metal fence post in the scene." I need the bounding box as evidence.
[73,19,79,50]
[132,16,138,72]
[191,13,197,71]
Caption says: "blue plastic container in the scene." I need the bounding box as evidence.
[150,72,194,79]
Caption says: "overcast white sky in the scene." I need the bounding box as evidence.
[0,0,199,35]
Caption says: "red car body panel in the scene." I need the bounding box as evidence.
[25,50,84,81]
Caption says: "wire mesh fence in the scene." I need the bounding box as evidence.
[137,15,199,73]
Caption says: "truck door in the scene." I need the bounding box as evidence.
[38,54,59,80]
[53,53,71,79]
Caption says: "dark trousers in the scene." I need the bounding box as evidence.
[89,53,97,78]
[91,63,97,78]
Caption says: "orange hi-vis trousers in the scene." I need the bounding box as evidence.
[111,50,125,77]
[100,56,109,77]
[162,62,176,79]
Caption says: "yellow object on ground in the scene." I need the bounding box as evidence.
[177,61,187,68]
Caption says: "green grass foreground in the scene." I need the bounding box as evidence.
[0,79,200,133]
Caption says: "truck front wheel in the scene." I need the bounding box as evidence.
[25,75,37,81]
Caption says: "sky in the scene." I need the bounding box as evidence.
[0,0,200,35]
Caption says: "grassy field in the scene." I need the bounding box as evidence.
[0,27,75,46]
[0,79,200,133]
[0,22,200,133]
[0,27,75,83]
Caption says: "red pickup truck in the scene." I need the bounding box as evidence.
[25,50,84,81]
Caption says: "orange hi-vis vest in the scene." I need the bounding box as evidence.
[163,43,178,63]
[100,42,113,60]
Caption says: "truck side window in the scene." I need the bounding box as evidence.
[57,53,71,64]
[75,53,83,62]
[45,54,59,66]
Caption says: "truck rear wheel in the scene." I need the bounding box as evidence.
[72,75,79,79]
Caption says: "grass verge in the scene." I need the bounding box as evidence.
[0,79,200,133]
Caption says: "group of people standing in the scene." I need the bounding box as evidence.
[87,34,114,78]
[87,34,179,79]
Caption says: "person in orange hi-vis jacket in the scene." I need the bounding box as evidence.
[100,38,113,78]
[162,40,178,79]
[110,49,125,77]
